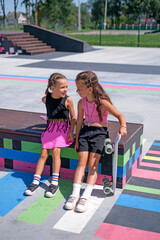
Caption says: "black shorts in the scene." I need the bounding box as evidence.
[78,125,109,155]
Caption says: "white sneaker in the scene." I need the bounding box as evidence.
[75,198,88,213]
[64,195,79,210]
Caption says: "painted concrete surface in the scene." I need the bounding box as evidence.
[0,46,160,239]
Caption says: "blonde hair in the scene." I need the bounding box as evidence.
[76,70,112,122]
[45,73,67,95]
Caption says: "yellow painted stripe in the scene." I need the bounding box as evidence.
[143,156,160,161]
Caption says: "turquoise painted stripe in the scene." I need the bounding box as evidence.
[0,170,47,216]
[116,194,160,213]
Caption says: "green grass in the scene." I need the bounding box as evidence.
[68,34,160,48]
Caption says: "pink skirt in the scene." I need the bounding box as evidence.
[41,122,74,149]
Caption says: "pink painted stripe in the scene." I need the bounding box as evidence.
[68,81,160,91]
[60,168,75,180]
[147,150,160,155]
[101,83,160,91]
[122,174,126,188]
[140,161,160,169]
[96,174,112,185]
[13,160,50,176]
[133,168,160,181]
[94,223,160,240]
[0,157,5,168]
[0,76,47,83]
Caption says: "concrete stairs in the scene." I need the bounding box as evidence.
[2,32,55,55]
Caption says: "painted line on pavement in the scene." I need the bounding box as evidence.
[115,194,160,212]
[94,222,160,240]
[17,178,73,225]
[124,184,160,195]
[53,185,104,233]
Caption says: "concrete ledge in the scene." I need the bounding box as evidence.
[0,108,143,188]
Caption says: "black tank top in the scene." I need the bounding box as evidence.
[46,93,69,119]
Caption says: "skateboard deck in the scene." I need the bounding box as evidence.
[103,134,121,195]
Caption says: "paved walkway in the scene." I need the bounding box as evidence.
[0,46,160,240]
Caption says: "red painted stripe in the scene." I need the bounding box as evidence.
[133,168,160,181]
[94,223,160,240]
[147,150,160,155]
[140,161,160,169]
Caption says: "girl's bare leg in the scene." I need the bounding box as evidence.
[35,148,50,175]
[73,151,89,184]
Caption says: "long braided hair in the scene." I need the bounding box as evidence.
[45,73,67,95]
[76,70,112,122]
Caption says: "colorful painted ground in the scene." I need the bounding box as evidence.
[0,141,160,239]
[0,74,160,95]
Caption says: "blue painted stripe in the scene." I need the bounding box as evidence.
[0,170,48,216]
[153,142,160,146]
[69,158,101,174]
[68,79,160,88]
[0,148,40,163]
[0,74,48,79]
[1,74,160,88]
[116,194,160,213]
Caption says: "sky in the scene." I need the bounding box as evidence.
[3,0,88,14]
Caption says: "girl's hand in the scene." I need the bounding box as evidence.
[74,141,79,153]
[67,131,74,141]
[119,126,127,136]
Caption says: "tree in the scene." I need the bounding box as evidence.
[0,0,6,28]
[150,0,160,21]
[91,0,105,27]
[14,0,19,28]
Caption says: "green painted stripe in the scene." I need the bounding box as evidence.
[21,141,42,154]
[60,147,79,160]
[123,149,130,166]
[124,184,160,195]
[3,138,13,149]
[17,178,73,225]
[140,134,143,146]
[132,142,136,155]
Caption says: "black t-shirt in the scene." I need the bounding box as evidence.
[46,93,69,119]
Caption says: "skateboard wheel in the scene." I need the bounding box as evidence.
[103,178,110,185]
[103,186,111,195]
[104,138,113,154]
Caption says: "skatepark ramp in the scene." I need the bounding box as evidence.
[23,24,93,53]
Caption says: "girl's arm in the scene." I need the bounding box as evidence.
[75,99,84,151]
[42,96,46,104]
[101,99,127,136]
[66,97,76,140]
[75,99,84,142]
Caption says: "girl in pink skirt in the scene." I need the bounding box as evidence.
[25,73,75,197]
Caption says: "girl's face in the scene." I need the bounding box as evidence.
[51,78,68,98]
[76,81,91,98]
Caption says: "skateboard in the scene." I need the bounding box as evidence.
[103,134,121,195]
